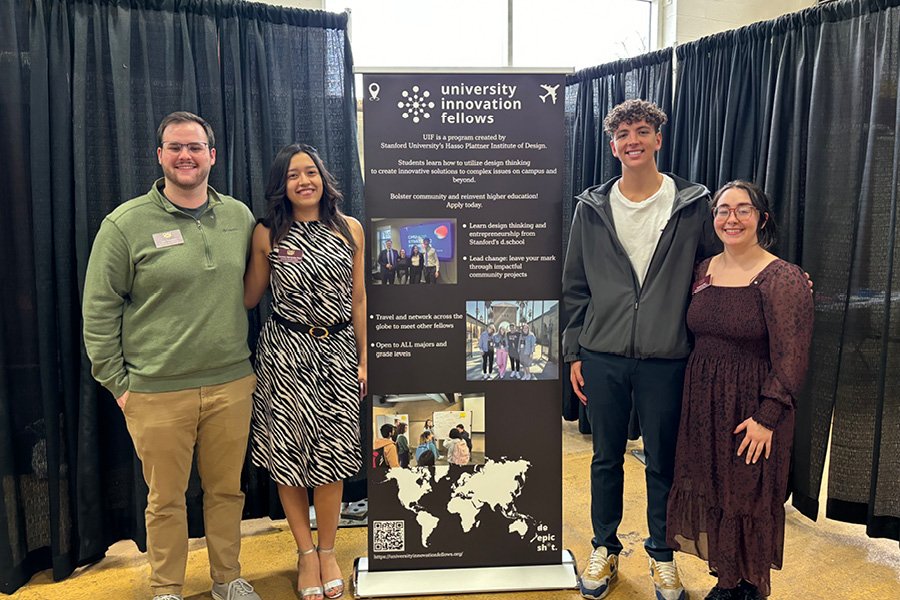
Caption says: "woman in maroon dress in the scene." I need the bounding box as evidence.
[666,181,814,600]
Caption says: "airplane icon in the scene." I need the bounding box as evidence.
[539,84,560,104]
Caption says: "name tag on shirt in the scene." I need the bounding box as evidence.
[692,274,712,294]
[152,229,184,248]
[277,248,303,263]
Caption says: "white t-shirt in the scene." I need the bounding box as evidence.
[609,175,676,287]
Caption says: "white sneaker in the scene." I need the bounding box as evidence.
[580,547,618,599]
[153,595,183,600]
[212,578,261,600]
[648,557,685,600]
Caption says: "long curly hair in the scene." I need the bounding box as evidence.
[262,143,356,252]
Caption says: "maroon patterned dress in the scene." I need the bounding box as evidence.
[666,258,813,596]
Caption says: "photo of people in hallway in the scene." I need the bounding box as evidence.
[465,300,559,381]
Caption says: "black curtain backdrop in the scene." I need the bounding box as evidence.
[0,0,362,592]
[219,3,363,218]
[561,48,674,434]
[670,0,900,544]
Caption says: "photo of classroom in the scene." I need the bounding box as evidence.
[370,217,458,285]
[465,300,559,381]
[372,393,485,467]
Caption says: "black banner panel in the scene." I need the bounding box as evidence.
[363,72,565,573]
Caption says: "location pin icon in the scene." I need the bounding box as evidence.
[368,82,380,101]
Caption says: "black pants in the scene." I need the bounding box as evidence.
[509,355,520,372]
[424,266,437,283]
[409,266,422,283]
[482,349,494,373]
[581,350,685,561]
[381,268,396,284]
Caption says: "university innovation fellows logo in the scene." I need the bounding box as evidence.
[397,85,435,124]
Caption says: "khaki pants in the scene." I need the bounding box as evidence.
[123,374,256,596]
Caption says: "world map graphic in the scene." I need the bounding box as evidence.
[383,458,539,547]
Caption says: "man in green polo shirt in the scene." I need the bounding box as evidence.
[83,112,261,600]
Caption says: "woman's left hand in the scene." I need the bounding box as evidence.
[734,417,773,464]
[358,364,368,399]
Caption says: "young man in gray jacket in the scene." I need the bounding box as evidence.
[563,99,718,600]
[82,112,261,600]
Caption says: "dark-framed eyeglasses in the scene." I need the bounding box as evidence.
[713,204,757,221]
[161,141,210,155]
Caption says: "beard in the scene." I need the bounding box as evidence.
[161,161,210,191]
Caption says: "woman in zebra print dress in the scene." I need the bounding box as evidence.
[244,144,366,600]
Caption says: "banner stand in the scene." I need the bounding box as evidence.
[356,67,573,597]
[353,550,578,598]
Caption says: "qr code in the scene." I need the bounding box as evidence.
[372,520,405,552]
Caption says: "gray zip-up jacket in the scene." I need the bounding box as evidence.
[562,174,719,362]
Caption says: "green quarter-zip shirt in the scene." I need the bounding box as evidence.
[83,179,255,398]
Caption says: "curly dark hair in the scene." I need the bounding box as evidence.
[711,180,778,250]
[262,143,356,252]
[603,99,668,137]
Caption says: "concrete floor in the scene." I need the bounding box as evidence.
[6,420,899,599]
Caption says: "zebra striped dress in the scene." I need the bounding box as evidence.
[250,220,362,487]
